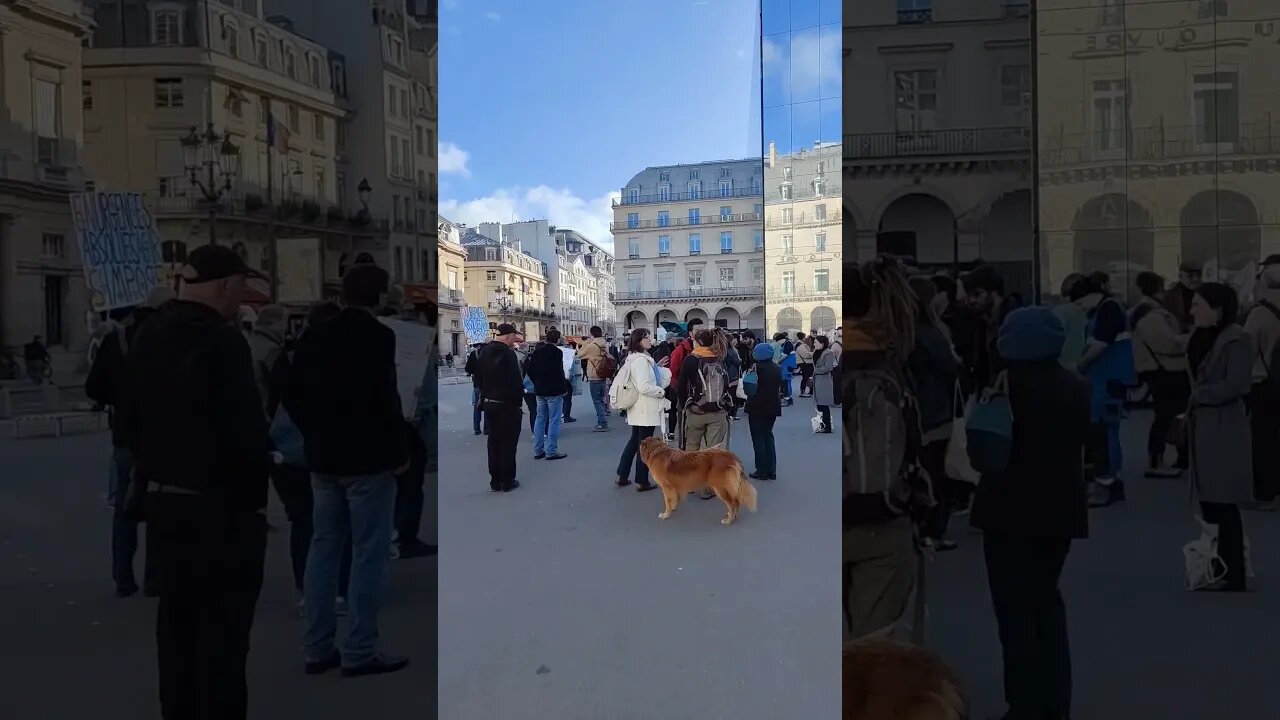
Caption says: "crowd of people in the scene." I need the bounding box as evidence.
[84,246,436,720]
[844,255,1278,720]
[465,316,842,497]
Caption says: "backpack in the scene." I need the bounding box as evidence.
[610,355,642,410]
[742,368,759,397]
[596,352,618,380]
[688,357,731,414]
[842,366,930,525]
[966,370,1014,474]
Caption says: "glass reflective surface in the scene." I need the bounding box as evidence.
[1037,0,1280,301]
[764,0,842,339]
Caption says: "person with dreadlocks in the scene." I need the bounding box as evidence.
[842,256,933,643]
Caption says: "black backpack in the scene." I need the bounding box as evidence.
[688,357,731,414]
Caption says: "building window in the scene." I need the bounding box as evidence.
[814,268,830,293]
[287,103,300,131]
[628,238,640,258]
[753,265,764,285]
[41,233,66,258]
[82,81,93,111]
[627,272,642,293]
[752,176,762,195]
[688,208,700,225]
[388,84,397,116]
[780,184,792,200]
[720,231,733,254]
[315,168,326,199]
[400,89,409,118]
[428,128,436,157]
[657,270,674,294]
[657,235,670,257]
[223,21,239,57]
[719,267,736,289]
[782,207,793,223]
[331,61,346,95]
[782,234,794,254]
[894,69,938,133]
[688,181,702,199]
[719,179,732,197]
[415,126,424,154]
[255,33,268,66]
[309,55,322,86]
[689,233,701,255]
[688,268,703,289]
[336,122,347,152]
[313,115,324,140]
[1100,0,1124,26]
[782,270,796,296]
[1001,65,1030,108]
[897,0,932,24]
[626,187,640,204]
[657,211,669,227]
[658,185,670,202]
[33,78,59,164]
[258,95,269,125]
[1193,71,1239,145]
[151,7,183,46]
[284,47,297,79]
[754,230,763,251]
[720,205,732,221]
[815,232,827,253]
[154,78,184,108]
[1091,79,1128,152]
[627,212,639,229]
[44,275,65,346]
[390,36,404,65]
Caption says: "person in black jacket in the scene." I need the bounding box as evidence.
[286,263,410,678]
[463,342,487,435]
[476,323,526,492]
[970,306,1089,720]
[745,342,782,479]
[85,287,173,598]
[128,245,271,720]
[527,328,569,460]
[908,277,960,551]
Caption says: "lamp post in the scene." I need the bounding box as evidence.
[180,123,240,246]
[357,178,372,217]
[495,285,515,325]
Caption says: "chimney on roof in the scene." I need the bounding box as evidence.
[768,142,775,169]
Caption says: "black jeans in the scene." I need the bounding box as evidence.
[1248,386,1280,502]
[395,423,427,543]
[271,465,351,595]
[1200,501,1246,589]
[616,425,657,485]
[920,439,953,540]
[817,404,832,431]
[563,390,573,419]
[799,363,814,395]
[984,532,1073,720]
[487,401,523,490]
[146,493,267,720]
[747,414,777,476]
[111,448,156,593]
[524,394,537,433]
[1142,369,1189,466]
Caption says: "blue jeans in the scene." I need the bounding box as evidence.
[589,380,608,426]
[110,447,145,591]
[616,424,657,485]
[534,395,564,456]
[471,385,484,434]
[304,473,396,666]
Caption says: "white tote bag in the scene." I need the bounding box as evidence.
[944,385,981,485]
[1183,515,1254,590]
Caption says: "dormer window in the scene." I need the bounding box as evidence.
[151,6,183,46]
[284,46,297,79]
[222,20,239,57]
[308,54,322,86]
[254,32,268,66]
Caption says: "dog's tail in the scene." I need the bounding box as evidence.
[737,465,758,512]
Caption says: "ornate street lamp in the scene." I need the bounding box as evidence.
[495,285,515,324]
[181,123,240,245]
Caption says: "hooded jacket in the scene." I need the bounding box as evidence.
[577,336,609,379]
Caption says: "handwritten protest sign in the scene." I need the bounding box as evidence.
[462,306,490,345]
[69,192,164,311]
[379,316,435,417]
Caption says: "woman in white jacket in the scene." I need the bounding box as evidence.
[610,328,671,491]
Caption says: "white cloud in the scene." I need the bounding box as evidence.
[763,32,838,96]
[440,186,621,252]
[438,142,471,176]
[485,10,501,21]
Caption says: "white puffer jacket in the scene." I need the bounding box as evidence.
[612,351,670,427]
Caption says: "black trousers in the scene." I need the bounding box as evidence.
[147,493,267,720]
[395,423,427,543]
[524,394,537,433]
[983,532,1073,720]
[920,439,952,540]
[1142,369,1189,466]
[1201,501,1246,589]
[486,401,523,490]
[563,390,573,419]
[799,363,814,395]
[616,424,657,485]
[1248,386,1280,502]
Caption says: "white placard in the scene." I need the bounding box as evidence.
[69,192,164,310]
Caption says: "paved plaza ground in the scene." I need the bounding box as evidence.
[437,382,842,719]
[929,410,1280,719]
[0,431,437,718]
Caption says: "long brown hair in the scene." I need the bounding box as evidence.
[845,256,917,355]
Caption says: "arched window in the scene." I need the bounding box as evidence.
[151,5,184,46]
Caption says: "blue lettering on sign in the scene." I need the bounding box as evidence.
[70,192,164,310]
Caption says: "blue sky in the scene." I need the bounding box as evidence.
[439,0,761,251]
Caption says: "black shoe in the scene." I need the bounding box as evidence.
[616,475,632,487]
[397,541,438,559]
[115,585,138,599]
[563,417,577,423]
[749,472,767,480]
[636,483,658,493]
[767,474,777,480]
[474,430,482,436]
[546,453,567,460]
[533,453,546,460]
[341,654,410,678]
[502,481,521,492]
[491,485,503,493]
[305,650,342,675]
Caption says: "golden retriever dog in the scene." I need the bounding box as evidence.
[638,437,758,525]
[843,638,968,720]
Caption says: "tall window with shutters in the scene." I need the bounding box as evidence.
[33,78,60,165]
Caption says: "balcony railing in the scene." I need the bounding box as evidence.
[844,127,1030,161]
[898,9,932,24]
[611,212,763,231]
[766,212,834,228]
[1040,123,1280,168]
[615,285,765,301]
[767,283,841,299]
[614,187,762,207]
[1001,1,1031,19]
[152,184,390,232]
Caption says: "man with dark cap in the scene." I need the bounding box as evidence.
[1163,259,1203,332]
[476,323,526,491]
[127,244,272,720]
[1245,253,1280,508]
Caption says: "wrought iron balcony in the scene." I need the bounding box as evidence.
[615,285,765,302]
[611,212,762,231]
[897,9,932,24]
[844,127,1030,161]
[614,187,762,207]
[767,283,842,300]
[766,211,835,228]
[1001,1,1031,20]
[1040,123,1280,168]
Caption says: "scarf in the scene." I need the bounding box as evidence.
[692,346,717,359]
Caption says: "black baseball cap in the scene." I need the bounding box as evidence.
[1179,259,1204,273]
[180,244,266,284]
[1262,254,1280,268]
[494,323,522,337]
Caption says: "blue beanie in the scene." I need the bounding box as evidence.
[997,306,1065,362]
[753,342,774,362]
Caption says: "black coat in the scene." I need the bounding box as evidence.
[970,359,1090,539]
[527,344,568,397]
[285,308,407,477]
[476,340,524,405]
[85,308,158,448]
[745,360,782,418]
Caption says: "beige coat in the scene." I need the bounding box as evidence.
[1130,297,1187,374]
[577,337,608,379]
[611,352,670,427]
[1243,288,1280,383]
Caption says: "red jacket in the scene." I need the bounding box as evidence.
[668,338,694,383]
